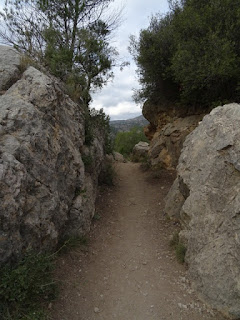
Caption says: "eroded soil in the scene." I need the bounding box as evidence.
[51,162,225,320]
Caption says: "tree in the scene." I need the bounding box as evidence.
[114,127,148,157]
[85,107,113,154]
[130,0,240,109]
[129,13,178,105]
[0,0,122,103]
[170,0,240,106]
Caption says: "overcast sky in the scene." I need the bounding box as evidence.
[91,0,169,120]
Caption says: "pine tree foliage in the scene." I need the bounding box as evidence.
[0,0,121,103]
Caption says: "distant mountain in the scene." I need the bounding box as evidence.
[110,115,149,134]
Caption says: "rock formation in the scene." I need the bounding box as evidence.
[0,46,22,92]
[165,103,240,319]
[142,100,205,169]
[113,151,125,162]
[0,46,105,264]
[132,141,149,158]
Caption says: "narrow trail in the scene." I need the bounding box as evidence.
[51,162,225,320]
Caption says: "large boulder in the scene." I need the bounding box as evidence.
[0,46,105,264]
[132,141,149,157]
[165,103,240,318]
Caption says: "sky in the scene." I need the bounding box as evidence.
[90,0,169,120]
[0,0,170,120]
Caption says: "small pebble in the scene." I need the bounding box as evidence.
[94,307,100,313]
[178,303,188,310]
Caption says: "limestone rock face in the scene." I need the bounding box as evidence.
[142,99,200,128]
[0,46,105,264]
[132,141,149,158]
[0,46,21,92]
[142,99,183,127]
[165,103,240,318]
[142,99,205,169]
[164,178,185,220]
[149,115,203,169]
[142,100,168,126]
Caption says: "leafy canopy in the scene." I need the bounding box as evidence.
[130,0,240,108]
[85,107,113,153]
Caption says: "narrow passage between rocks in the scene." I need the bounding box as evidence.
[51,162,225,320]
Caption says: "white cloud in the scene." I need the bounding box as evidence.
[90,61,142,119]
[108,101,141,115]
[94,99,141,115]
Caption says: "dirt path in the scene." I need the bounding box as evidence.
[51,162,225,320]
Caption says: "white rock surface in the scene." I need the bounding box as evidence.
[165,103,240,318]
[132,141,149,158]
[0,46,22,92]
[0,46,105,264]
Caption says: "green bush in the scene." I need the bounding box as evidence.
[18,56,41,74]
[114,126,148,157]
[1,0,119,106]
[130,0,240,108]
[82,154,93,167]
[175,242,187,264]
[170,232,186,264]
[0,253,57,320]
[75,187,87,198]
[84,108,113,154]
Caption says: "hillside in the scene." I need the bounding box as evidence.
[110,115,148,134]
